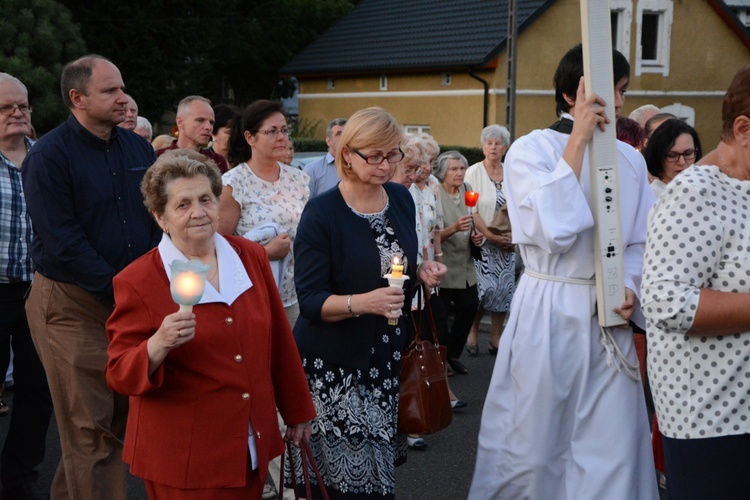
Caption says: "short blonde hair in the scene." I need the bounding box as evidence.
[335,107,403,179]
[141,149,223,216]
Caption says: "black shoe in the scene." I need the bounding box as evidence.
[447,358,468,375]
[488,341,499,356]
[1,481,49,500]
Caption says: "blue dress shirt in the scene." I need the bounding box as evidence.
[22,115,160,299]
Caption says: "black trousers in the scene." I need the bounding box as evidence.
[662,432,750,499]
[0,282,53,488]
[432,285,478,360]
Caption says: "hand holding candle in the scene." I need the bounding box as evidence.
[384,255,409,325]
[170,259,210,312]
[464,190,479,234]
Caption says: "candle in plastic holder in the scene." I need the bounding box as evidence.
[170,259,210,312]
[464,190,479,215]
[464,190,479,233]
[385,255,409,325]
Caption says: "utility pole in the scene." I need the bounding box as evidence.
[505,0,518,141]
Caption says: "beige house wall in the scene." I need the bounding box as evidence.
[296,0,749,149]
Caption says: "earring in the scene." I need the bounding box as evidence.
[347,162,352,169]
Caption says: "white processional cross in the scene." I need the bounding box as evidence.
[581,0,626,328]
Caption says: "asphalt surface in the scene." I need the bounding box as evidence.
[0,317,665,499]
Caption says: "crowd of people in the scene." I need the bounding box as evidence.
[0,45,748,500]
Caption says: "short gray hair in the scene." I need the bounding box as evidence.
[135,116,152,135]
[628,104,660,126]
[326,118,347,138]
[433,150,468,182]
[177,95,212,117]
[480,124,510,147]
[0,73,27,93]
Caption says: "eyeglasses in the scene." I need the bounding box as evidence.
[257,127,291,138]
[352,148,405,165]
[402,165,424,176]
[0,104,32,116]
[664,148,698,163]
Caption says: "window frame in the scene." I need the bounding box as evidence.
[635,0,674,76]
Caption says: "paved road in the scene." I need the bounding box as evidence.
[0,320,665,498]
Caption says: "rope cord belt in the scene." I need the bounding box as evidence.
[523,269,641,382]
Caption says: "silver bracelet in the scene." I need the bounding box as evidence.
[347,294,360,317]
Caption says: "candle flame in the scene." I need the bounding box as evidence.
[174,273,202,297]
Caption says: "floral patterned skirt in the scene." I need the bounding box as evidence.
[288,324,406,499]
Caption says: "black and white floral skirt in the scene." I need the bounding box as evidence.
[288,323,406,499]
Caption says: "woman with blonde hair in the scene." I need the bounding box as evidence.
[293,107,446,498]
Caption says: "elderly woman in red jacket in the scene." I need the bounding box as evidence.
[105,149,315,499]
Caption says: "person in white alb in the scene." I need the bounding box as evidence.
[468,45,658,500]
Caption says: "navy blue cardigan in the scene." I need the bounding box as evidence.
[293,182,418,370]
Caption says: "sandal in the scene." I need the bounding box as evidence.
[465,343,479,357]
[0,398,8,417]
[488,341,499,356]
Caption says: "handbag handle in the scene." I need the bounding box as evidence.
[411,284,439,346]
[280,436,330,500]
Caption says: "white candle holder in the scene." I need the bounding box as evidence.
[169,259,210,312]
[384,273,409,326]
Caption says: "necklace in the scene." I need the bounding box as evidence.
[485,162,504,189]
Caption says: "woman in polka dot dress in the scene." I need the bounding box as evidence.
[642,64,750,499]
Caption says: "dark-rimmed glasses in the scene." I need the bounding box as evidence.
[257,127,291,138]
[0,104,32,116]
[352,148,405,165]
[665,148,697,163]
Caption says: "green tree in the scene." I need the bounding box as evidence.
[61,0,354,130]
[1,0,87,134]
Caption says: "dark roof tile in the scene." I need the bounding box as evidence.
[281,0,554,75]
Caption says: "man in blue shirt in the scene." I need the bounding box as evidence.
[303,117,346,197]
[0,73,53,500]
[22,55,160,500]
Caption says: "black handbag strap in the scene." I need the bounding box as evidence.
[410,284,439,346]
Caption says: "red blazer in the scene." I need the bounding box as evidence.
[105,236,315,489]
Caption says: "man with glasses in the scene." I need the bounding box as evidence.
[156,95,229,172]
[22,55,161,500]
[304,117,347,197]
[0,73,53,500]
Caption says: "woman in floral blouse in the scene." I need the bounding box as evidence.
[218,100,310,325]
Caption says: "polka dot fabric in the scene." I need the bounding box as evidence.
[642,164,750,439]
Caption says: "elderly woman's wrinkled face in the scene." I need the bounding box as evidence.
[155,175,219,249]
[483,137,507,163]
[392,156,422,188]
[416,159,432,183]
[443,159,466,189]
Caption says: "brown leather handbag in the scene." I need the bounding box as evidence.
[398,286,452,435]
[488,202,511,235]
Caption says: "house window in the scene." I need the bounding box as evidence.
[441,72,452,86]
[635,0,673,76]
[327,78,335,90]
[380,75,388,91]
[660,103,695,126]
[404,125,431,135]
[610,0,632,59]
